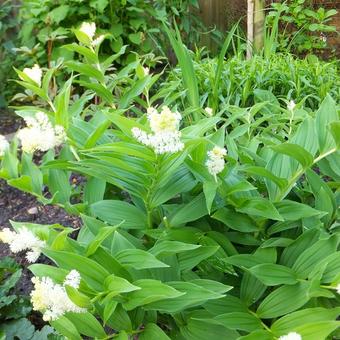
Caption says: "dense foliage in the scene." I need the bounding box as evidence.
[166,52,339,111]
[0,0,204,107]
[0,21,339,339]
[0,257,59,339]
[268,0,338,55]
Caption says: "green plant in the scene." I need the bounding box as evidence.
[268,0,338,54]
[165,51,339,111]
[0,256,60,339]
[0,0,21,107]
[0,26,339,340]
[5,0,204,99]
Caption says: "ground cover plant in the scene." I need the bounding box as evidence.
[165,51,339,112]
[0,17,339,340]
[0,0,206,107]
[0,256,60,339]
[267,0,338,55]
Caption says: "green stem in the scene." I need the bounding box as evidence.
[248,309,272,333]
[145,155,161,228]
[276,147,337,201]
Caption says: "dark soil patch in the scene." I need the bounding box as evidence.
[0,178,81,304]
[0,109,24,136]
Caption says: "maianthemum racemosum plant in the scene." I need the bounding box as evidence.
[0,23,340,340]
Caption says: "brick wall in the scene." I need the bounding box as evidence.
[312,0,340,56]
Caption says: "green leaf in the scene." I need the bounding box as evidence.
[115,331,128,340]
[84,119,111,148]
[144,281,224,313]
[118,76,152,109]
[292,235,338,279]
[90,200,147,229]
[180,317,239,340]
[49,5,69,24]
[65,286,92,308]
[43,249,109,291]
[90,0,109,12]
[48,169,71,204]
[85,226,117,256]
[275,200,325,220]
[84,177,106,205]
[122,279,184,310]
[271,143,313,168]
[280,229,320,267]
[214,312,263,332]
[21,153,43,194]
[249,264,298,286]
[203,180,218,214]
[78,81,115,104]
[149,241,201,257]
[128,32,142,44]
[104,274,140,294]
[237,330,273,340]
[178,246,219,271]
[55,77,72,128]
[241,166,287,190]
[330,121,340,148]
[190,279,232,294]
[162,23,199,111]
[292,321,340,340]
[66,312,106,338]
[63,44,98,64]
[212,208,258,232]
[101,304,132,331]
[103,300,117,325]
[240,273,267,306]
[316,94,338,153]
[256,282,310,319]
[271,307,340,335]
[139,323,171,340]
[204,295,248,315]
[237,197,283,221]
[212,23,238,110]
[66,61,104,82]
[115,249,169,269]
[169,193,208,226]
[51,316,82,340]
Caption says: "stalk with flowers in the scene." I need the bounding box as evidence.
[0,21,339,340]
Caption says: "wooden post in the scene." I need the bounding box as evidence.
[254,0,265,52]
[247,0,266,57]
[247,0,255,59]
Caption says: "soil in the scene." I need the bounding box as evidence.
[0,109,23,136]
[0,179,81,297]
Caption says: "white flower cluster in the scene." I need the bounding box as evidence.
[206,146,227,177]
[20,64,42,87]
[132,106,184,154]
[31,270,85,321]
[287,100,296,111]
[279,332,302,340]
[0,227,46,263]
[205,107,213,117]
[17,111,66,153]
[143,66,150,76]
[64,269,82,288]
[79,22,104,47]
[336,283,340,294]
[0,135,9,157]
